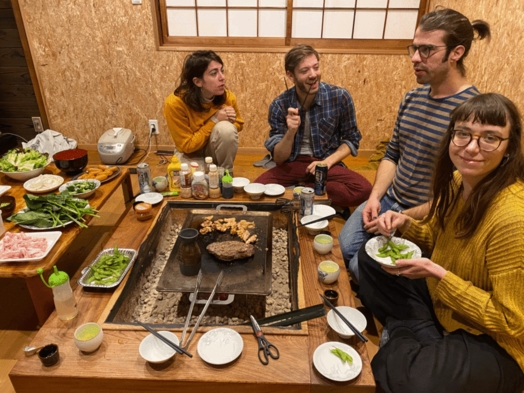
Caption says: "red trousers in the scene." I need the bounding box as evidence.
[254,156,371,208]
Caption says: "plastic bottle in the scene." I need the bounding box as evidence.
[179,162,192,199]
[190,161,200,174]
[208,164,221,198]
[37,266,78,321]
[204,156,213,175]
[221,169,234,199]
[191,171,209,199]
[167,156,181,192]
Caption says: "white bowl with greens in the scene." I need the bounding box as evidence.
[0,148,49,182]
[59,179,101,198]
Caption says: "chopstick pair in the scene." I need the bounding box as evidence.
[320,294,368,343]
[296,214,336,228]
[180,270,224,350]
[134,319,193,358]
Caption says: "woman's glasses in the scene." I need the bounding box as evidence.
[451,130,509,152]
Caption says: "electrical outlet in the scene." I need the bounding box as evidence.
[32,117,44,132]
[148,119,159,135]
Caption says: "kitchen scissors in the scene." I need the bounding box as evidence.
[250,315,280,365]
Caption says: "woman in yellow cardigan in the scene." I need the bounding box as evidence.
[164,50,244,171]
[357,93,524,393]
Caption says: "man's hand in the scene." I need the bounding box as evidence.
[306,160,329,175]
[362,198,381,233]
[286,107,300,134]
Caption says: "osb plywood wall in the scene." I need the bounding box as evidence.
[18,0,523,154]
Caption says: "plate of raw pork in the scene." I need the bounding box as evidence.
[0,231,62,263]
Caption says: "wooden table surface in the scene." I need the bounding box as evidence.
[0,163,132,324]
[8,155,375,392]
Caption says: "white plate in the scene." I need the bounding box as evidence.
[313,204,336,219]
[197,328,243,365]
[189,292,235,305]
[264,183,285,196]
[135,192,163,205]
[0,186,11,196]
[313,342,362,382]
[327,307,367,339]
[0,231,62,263]
[23,174,64,193]
[365,236,422,267]
[59,179,101,199]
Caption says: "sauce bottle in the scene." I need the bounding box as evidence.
[208,164,221,198]
[37,266,78,321]
[221,169,234,199]
[167,156,181,192]
[179,162,192,199]
[191,171,209,200]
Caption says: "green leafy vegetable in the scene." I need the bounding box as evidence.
[330,347,353,364]
[376,239,414,265]
[88,246,131,285]
[0,148,48,172]
[64,181,97,194]
[7,192,99,228]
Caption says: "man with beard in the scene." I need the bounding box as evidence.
[339,8,491,284]
[255,44,372,211]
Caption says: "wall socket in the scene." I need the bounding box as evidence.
[148,119,159,135]
[32,117,44,132]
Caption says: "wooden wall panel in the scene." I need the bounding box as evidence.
[16,0,523,153]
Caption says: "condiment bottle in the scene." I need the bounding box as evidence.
[134,202,153,221]
[177,228,201,276]
[167,156,181,192]
[37,266,78,321]
[204,156,213,175]
[208,164,221,198]
[190,161,200,174]
[191,171,209,200]
[179,162,192,199]
[221,169,234,199]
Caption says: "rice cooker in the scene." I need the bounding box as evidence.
[98,128,135,165]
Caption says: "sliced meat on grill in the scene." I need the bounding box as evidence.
[206,241,255,261]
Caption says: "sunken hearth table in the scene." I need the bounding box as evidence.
[9,174,375,393]
[0,163,133,326]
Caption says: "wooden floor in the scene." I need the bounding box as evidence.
[0,151,378,393]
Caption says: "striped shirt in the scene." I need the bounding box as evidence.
[385,85,480,207]
[264,82,361,161]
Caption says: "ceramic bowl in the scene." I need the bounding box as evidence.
[300,215,329,236]
[243,183,266,200]
[324,289,339,305]
[0,195,16,219]
[59,179,101,199]
[53,148,88,174]
[327,306,367,339]
[232,177,250,193]
[317,260,340,284]
[74,322,104,353]
[313,234,333,255]
[0,167,46,182]
[139,331,179,364]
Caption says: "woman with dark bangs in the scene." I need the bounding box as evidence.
[164,50,244,172]
[357,93,524,392]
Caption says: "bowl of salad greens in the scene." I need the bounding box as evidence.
[0,148,49,182]
[59,179,101,199]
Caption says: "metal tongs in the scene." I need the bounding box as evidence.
[180,270,224,350]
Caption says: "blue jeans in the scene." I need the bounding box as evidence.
[338,194,404,284]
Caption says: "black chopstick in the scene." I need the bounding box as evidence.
[296,214,336,228]
[134,319,193,358]
[320,294,368,343]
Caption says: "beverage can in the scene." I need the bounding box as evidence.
[137,163,152,193]
[300,187,315,216]
[314,163,328,196]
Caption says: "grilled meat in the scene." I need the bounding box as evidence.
[206,241,255,261]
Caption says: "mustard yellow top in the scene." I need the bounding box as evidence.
[164,90,244,154]
[405,176,524,372]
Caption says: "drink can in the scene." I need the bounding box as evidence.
[293,186,304,200]
[314,163,328,196]
[300,187,315,217]
[137,163,152,193]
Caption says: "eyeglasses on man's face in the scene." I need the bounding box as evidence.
[451,130,509,152]
[407,44,448,60]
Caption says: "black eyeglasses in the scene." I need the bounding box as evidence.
[451,130,509,152]
[407,44,448,60]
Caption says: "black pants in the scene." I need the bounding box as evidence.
[357,245,524,393]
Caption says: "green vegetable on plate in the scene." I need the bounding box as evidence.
[0,148,47,172]
[330,347,353,364]
[88,246,131,285]
[376,240,414,265]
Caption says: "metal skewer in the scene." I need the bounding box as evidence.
[180,269,202,345]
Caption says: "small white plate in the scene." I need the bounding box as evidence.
[0,186,11,196]
[313,341,362,382]
[23,174,64,194]
[264,183,285,196]
[135,192,163,205]
[365,236,422,267]
[327,307,367,339]
[0,231,62,263]
[313,204,336,219]
[197,328,243,365]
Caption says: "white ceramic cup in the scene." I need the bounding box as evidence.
[153,176,168,192]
